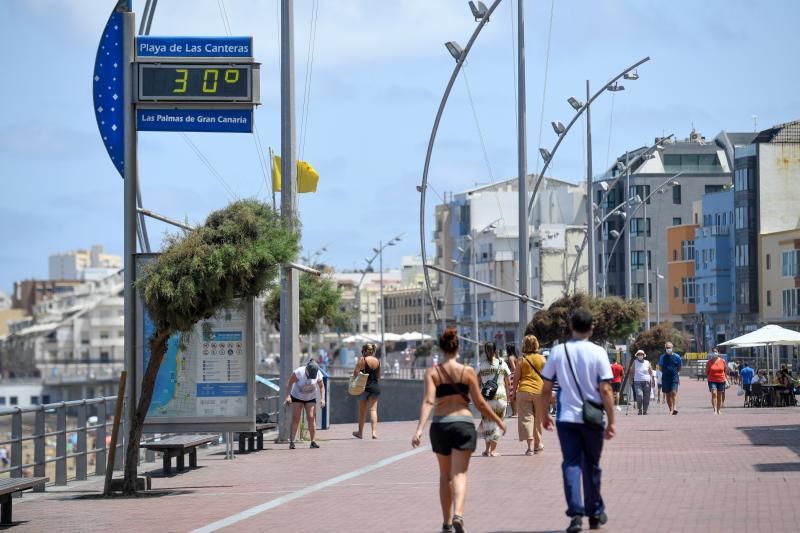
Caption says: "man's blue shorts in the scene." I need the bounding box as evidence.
[662,381,679,394]
[708,381,726,392]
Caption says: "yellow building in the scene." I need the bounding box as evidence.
[759,229,800,328]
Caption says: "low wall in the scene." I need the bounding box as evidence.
[328,377,425,425]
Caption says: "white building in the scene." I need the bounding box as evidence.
[48,244,121,281]
[331,270,402,335]
[433,175,587,347]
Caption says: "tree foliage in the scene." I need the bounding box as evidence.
[525,293,643,347]
[630,323,689,361]
[264,272,347,335]
[123,200,299,494]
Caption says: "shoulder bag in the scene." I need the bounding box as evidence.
[480,360,502,400]
[348,357,369,396]
[524,355,543,378]
[564,343,605,430]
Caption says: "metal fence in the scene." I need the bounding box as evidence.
[323,366,426,380]
[0,396,121,489]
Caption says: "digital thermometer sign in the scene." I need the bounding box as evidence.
[137,64,254,102]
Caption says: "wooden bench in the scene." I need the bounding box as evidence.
[236,423,277,453]
[141,435,217,476]
[0,477,49,524]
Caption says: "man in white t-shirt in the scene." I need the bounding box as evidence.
[536,309,615,533]
[629,350,655,415]
[284,361,326,449]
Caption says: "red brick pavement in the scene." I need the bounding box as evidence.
[9,380,800,532]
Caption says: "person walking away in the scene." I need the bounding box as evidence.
[609,359,623,412]
[658,342,682,415]
[630,350,654,415]
[536,309,616,532]
[506,343,519,417]
[706,348,727,414]
[513,335,546,455]
[412,328,506,533]
[655,367,663,404]
[352,343,381,439]
[478,342,510,457]
[284,361,326,449]
[739,362,754,406]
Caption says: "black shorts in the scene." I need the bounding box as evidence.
[611,382,621,392]
[430,421,477,456]
[290,395,316,404]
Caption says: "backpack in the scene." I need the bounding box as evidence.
[480,360,502,400]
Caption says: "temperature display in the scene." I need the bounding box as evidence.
[138,64,251,101]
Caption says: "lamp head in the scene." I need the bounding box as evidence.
[567,97,583,110]
[444,41,464,61]
[551,121,566,135]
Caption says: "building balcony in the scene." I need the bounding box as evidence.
[89,317,124,328]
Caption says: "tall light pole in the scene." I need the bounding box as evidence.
[278,0,299,443]
[655,268,664,324]
[516,0,530,348]
[586,80,595,297]
[373,235,402,360]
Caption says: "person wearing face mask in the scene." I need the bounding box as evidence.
[705,348,727,414]
[630,350,654,415]
[658,342,682,415]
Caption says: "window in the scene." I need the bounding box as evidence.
[100,351,110,363]
[30,396,39,405]
[734,168,748,191]
[673,287,679,298]
[631,218,651,237]
[10,397,18,406]
[767,290,772,307]
[631,251,651,270]
[783,288,800,317]
[673,249,678,261]
[782,250,800,277]
[681,240,695,261]
[81,337,90,345]
[42,395,50,405]
[738,281,751,306]
[99,331,109,340]
[633,283,651,301]
[766,254,771,270]
[672,184,682,204]
[736,244,750,267]
[681,277,696,304]
[0,397,5,406]
[672,217,682,226]
[629,184,651,204]
[705,184,725,194]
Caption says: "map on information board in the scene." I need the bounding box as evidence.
[143,305,249,419]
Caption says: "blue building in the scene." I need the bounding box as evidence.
[694,189,735,349]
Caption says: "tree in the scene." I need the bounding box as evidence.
[126,200,299,494]
[630,323,689,362]
[264,272,347,335]
[525,293,643,347]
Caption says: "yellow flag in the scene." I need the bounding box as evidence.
[272,154,319,193]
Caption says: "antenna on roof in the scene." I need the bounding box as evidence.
[752,114,758,132]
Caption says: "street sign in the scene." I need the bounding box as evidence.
[136,108,253,133]
[136,36,253,59]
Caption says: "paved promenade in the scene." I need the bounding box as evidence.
[9,379,800,532]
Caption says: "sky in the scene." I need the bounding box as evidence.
[1,0,799,294]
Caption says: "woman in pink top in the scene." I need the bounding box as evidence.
[706,348,727,414]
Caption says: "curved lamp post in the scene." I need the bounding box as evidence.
[418,0,503,327]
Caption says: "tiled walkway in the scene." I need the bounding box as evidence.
[10,379,800,532]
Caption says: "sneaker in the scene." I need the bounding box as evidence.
[310,441,320,449]
[615,406,622,412]
[566,516,583,532]
[289,442,296,450]
[589,513,608,530]
[441,524,454,533]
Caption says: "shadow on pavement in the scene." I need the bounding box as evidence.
[738,424,800,472]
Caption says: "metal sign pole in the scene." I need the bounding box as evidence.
[122,10,138,457]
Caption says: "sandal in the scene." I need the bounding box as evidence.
[534,446,544,454]
[452,515,466,533]
[352,431,363,439]
[525,449,534,456]
[481,451,489,457]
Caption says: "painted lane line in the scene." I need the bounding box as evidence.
[191,445,430,533]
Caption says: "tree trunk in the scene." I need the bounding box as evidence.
[122,329,171,495]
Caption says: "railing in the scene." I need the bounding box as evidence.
[0,397,121,489]
[324,366,426,380]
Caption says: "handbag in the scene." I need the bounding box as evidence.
[480,360,502,400]
[564,343,605,430]
[348,357,369,396]
[523,355,543,378]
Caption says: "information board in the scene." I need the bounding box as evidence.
[136,108,253,133]
[136,255,255,432]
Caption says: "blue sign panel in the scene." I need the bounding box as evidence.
[137,36,253,58]
[197,383,249,397]
[93,0,129,177]
[137,109,253,133]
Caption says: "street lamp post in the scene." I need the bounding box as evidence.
[372,235,402,361]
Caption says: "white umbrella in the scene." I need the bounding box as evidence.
[719,324,800,375]
[400,331,433,342]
